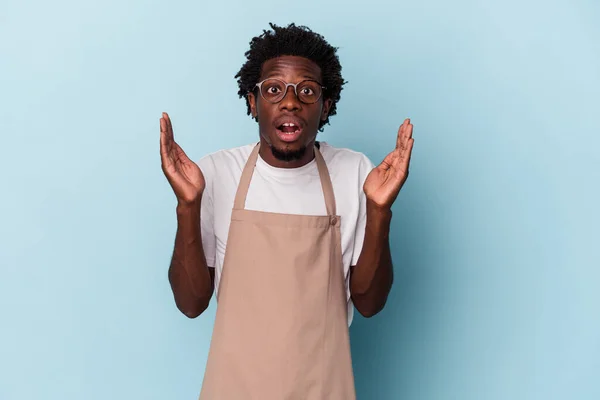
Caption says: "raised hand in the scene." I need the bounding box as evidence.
[160,112,205,205]
[363,118,415,209]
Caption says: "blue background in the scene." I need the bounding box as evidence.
[1,0,599,399]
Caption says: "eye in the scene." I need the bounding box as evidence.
[267,86,281,94]
[301,87,314,96]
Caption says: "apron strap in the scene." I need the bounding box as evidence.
[233,143,337,216]
[313,144,337,216]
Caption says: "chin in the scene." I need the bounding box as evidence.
[270,145,308,162]
[268,133,311,162]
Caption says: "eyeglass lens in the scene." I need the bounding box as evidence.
[260,79,322,104]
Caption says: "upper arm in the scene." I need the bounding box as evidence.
[350,154,375,267]
[198,156,217,268]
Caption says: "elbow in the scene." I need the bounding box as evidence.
[179,299,209,319]
[173,291,211,319]
[352,288,388,317]
[168,267,213,319]
[182,308,202,319]
[358,308,379,318]
[354,301,386,318]
[350,262,394,318]
[180,299,206,318]
[350,284,388,318]
[351,283,392,318]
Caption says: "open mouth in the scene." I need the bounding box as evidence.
[275,122,303,142]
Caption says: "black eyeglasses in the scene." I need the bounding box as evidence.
[254,78,326,104]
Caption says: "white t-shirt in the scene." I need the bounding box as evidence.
[197,142,375,326]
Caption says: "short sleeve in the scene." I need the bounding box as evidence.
[351,154,376,266]
[198,155,216,268]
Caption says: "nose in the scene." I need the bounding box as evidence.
[278,85,302,112]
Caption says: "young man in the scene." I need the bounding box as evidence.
[160,23,414,400]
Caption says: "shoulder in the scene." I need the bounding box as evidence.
[197,143,257,175]
[319,142,375,173]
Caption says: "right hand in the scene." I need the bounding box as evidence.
[160,112,205,205]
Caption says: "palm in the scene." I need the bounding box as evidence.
[364,119,414,208]
[160,112,205,204]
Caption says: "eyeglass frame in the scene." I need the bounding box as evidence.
[253,78,327,104]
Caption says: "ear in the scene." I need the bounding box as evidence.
[248,92,258,120]
[321,98,333,121]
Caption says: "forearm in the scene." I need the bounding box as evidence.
[168,200,214,318]
[350,200,394,317]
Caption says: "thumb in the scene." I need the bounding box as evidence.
[377,151,395,171]
[173,142,193,164]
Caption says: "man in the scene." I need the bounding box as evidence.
[160,23,414,399]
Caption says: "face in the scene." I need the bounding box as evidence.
[248,55,332,168]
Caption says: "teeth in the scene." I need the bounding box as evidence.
[282,123,296,127]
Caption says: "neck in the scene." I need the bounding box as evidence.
[258,138,316,168]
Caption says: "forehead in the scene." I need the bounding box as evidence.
[260,55,322,81]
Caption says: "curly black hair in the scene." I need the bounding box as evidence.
[235,23,346,131]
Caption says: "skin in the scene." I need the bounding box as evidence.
[160,113,213,318]
[351,118,414,316]
[161,55,414,318]
[248,56,332,168]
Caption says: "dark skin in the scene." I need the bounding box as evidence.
[247,56,332,168]
[161,55,414,318]
[160,113,213,318]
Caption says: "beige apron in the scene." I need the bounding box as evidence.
[199,143,356,400]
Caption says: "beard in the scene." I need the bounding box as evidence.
[270,144,307,162]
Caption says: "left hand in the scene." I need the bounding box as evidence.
[363,118,415,209]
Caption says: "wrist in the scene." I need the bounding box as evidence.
[177,196,201,213]
[365,199,392,235]
[366,199,392,219]
[176,198,201,222]
[176,201,201,241]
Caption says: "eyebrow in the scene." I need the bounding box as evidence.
[264,70,319,81]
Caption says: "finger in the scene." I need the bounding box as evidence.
[164,112,174,142]
[378,150,397,171]
[160,117,168,146]
[160,116,173,152]
[401,138,415,171]
[396,118,410,149]
[400,121,414,153]
[173,141,192,165]
[396,120,406,148]
[160,118,172,167]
